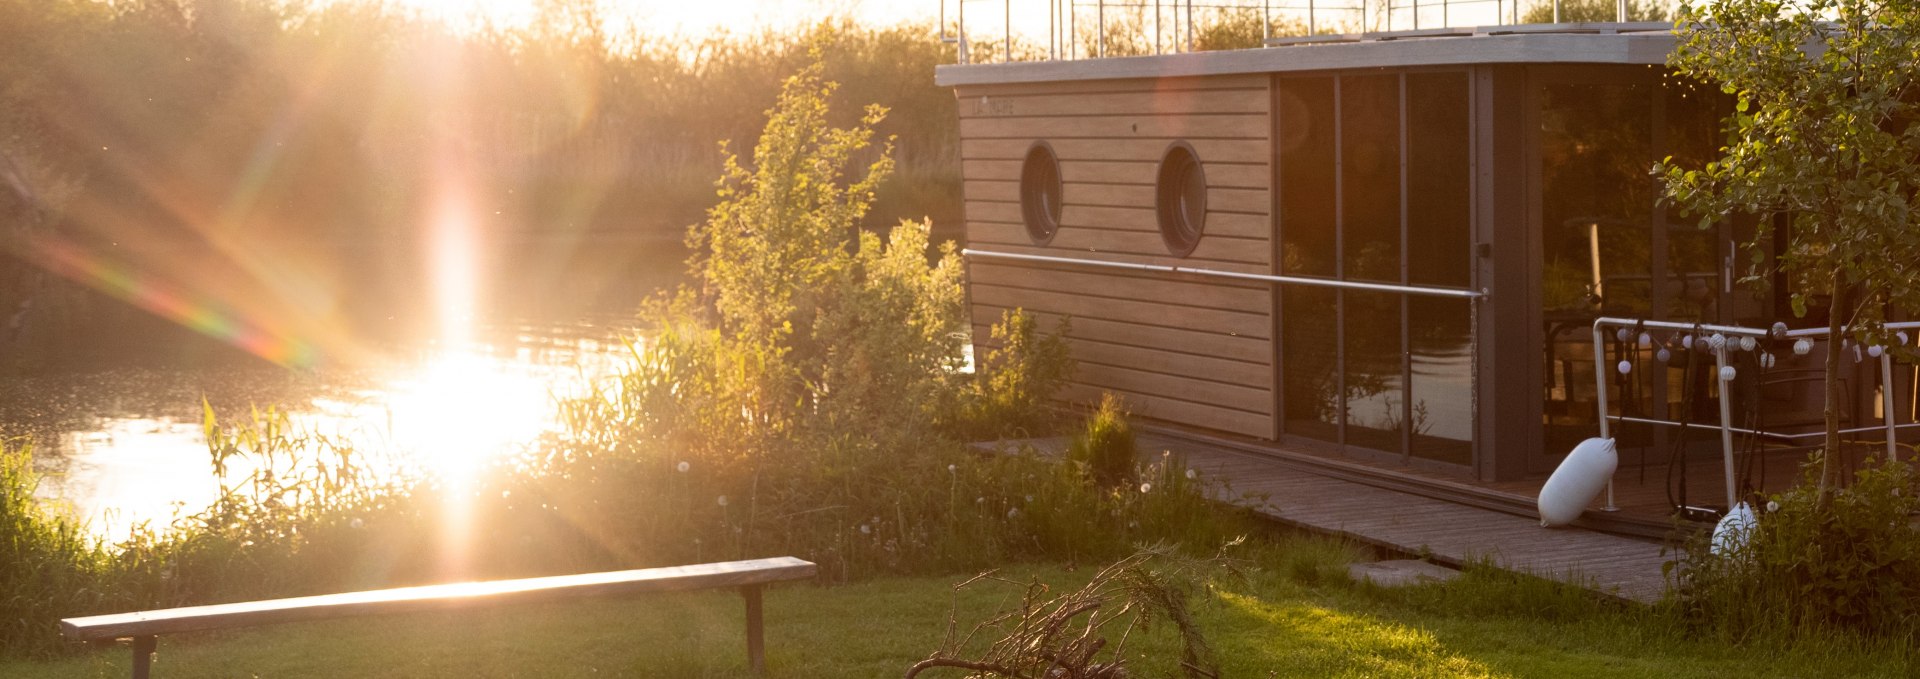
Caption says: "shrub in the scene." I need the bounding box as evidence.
[1068,393,1136,487]
[1671,456,1920,640]
[0,441,116,656]
[947,308,1074,440]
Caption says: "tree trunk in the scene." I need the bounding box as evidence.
[1820,267,1849,506]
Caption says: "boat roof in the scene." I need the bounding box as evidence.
[935,23,1677,87]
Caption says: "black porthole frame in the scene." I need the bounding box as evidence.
[1019,141,1064,245]
[1155,141,1207,257]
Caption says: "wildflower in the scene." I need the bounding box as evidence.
[1185,469,1197,480]
[677,461,690,473]
[976,496,986,504]
[1007,508,1020,520]
[947,464,957,474]
[1024,495,1034,503]
[1766,500,1780,513]
[350,518,364,530]
[1139,482,1153,493]
[717,495,729,507]
[859,524,871,535]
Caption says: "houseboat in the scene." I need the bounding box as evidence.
[935,3,1910,529]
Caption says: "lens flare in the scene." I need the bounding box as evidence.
[28,236,318,368]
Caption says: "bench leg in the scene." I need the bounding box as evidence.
[742,584,765,675]
[130,635,156,679]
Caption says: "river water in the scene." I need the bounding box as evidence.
[11,320,637,539]
[6,244,682,541]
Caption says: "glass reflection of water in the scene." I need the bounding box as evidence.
[22,321,628,540]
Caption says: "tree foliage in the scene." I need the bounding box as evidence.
[1657,0,1920,497]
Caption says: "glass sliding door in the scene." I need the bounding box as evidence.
[1534,68,1737,468]
[1276,70,1475,466]
[1279,77,1341,444]
[1406,72,1474,464]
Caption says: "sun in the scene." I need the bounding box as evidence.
[383,350,551,484]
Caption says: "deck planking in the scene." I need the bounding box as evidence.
[1136,432,1673,604]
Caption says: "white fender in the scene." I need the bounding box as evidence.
[1711,503,1757,557]
[1537,437,1618,527]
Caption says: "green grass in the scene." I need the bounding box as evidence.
[5,541,1915,678]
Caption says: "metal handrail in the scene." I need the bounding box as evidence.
[1587,317,1919,511]
[943,0,1669,63]
[963,248,1486,298]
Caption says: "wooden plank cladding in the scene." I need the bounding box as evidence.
[972,306,1270,364]
[964,160,1269,190]
[957,74,1274,439]
[963,138,1271,164]
[960,114,1267,140]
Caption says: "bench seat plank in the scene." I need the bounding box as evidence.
[62,557,816,642]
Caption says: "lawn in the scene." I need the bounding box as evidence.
[4,542,1914,678]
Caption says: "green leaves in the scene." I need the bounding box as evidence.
[1661,0,1920,495]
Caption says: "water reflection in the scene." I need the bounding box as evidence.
[11,319,629,539]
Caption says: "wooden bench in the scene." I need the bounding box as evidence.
[60,556,817,678]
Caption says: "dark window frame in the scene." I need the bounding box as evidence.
[1019,141,1064,245]
[1155,141,1207,257]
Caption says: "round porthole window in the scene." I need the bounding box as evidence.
[1155,142,1206,257]
[1019,142,1063,244]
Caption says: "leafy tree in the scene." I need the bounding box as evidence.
[1657,0,1920,501]
[1521,0,1669,23]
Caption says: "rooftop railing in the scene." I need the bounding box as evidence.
[938,0,1680,64]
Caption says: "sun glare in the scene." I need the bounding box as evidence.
[384,351,550,484]
[382,0,936,36]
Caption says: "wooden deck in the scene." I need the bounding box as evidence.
[989,431,1676,604]
[1139,432,1672,604]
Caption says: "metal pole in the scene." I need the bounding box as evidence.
[963,249,1488,298]
[1554,0,1562,23]
[1591,324,1616,511]
[1155,0,1161,54]
[1883,352,1899,460]
[1617,0,1627,21]
[1310,0,1316,36]
[1050,0,1056,59]
[1264,0,1271,41]
[959,0,968,63]
[1098,0,1105,57]
[1715,346,1738,509]
[1186,0,1193,52]
[1005,0,1012,63]
[1069,0,1075,59]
